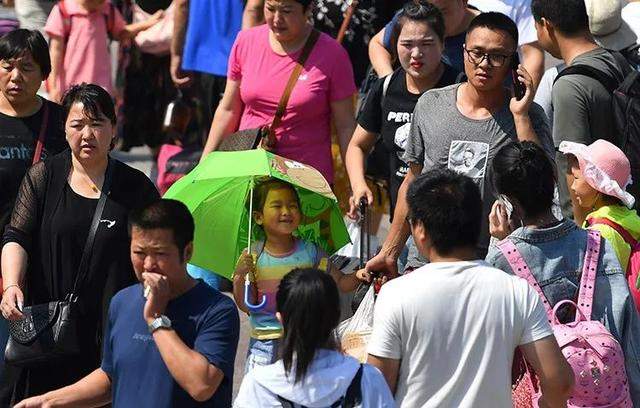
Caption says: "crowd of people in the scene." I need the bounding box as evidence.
[0,0,638,406]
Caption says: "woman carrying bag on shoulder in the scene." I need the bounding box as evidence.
[0,83,159,405]
[200,0,357,187]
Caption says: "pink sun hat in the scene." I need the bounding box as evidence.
[559,139,635,208]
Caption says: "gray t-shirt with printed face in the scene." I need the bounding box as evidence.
[402,83,552,269]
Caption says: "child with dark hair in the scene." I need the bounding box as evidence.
[234,268,394,407]
[485,141,640,404]
[233,178,367,373]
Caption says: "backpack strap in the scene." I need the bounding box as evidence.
[496,239,554,321]
[554,64,619,93]
[276,396,301,408]
[576,230,602,320]
[382,74,392,99]
[342,364,364,407]
[588,217,638,246]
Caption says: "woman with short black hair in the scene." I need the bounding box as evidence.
[0,83,159,404]
[234,268,394,407]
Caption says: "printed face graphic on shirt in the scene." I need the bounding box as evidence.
[448,141,489,188]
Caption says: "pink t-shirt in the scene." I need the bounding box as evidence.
[227,25,356,183]
[45,0,125,96]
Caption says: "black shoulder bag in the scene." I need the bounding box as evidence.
[5,161,113,367]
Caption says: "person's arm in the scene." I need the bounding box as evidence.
[118,10,164,40]
[331,96,356,165]
[0,243,26,320]
[368,28,394,77]
[521,42,545,90]
[520,336,575,408]
[365,162,421,276]
[170,0,192,87]
[48,35,65,103]
[367,355,400,394]
[200,79,243,161]
[15,368,112,408]
[509,63,541,146]
[618,286,640,404]
[143,272,225,401]
[242,0,264,29]
[345,126,378,218]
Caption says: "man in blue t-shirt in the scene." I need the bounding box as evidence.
[15,200,240,408]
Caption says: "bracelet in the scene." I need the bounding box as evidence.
[3,284,20,292]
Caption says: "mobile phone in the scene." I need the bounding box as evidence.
[511,53,526,100]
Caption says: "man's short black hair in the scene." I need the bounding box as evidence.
[467,12,519,49]
[129,199,194,255]
[407,169,482,255]
[531,0,589,36]
[0,29,51,79]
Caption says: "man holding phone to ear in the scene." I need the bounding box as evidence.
[366,12,553,277]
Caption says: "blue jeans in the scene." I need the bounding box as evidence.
[244,338,279,375]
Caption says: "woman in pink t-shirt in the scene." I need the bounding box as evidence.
[201,0,357,185]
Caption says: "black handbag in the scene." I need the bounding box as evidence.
[4,161,113,367]
[217,30,320,152]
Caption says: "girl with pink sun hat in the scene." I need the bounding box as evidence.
[560,139,640,310]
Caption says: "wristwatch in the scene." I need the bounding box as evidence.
[148,315,172,333]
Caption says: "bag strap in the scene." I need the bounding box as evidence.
[553,64,619,93]
[576,230,601,320]
[69,160,114,298]
[342,364,364,408]
[336,0,356,44]
[32,102,49,166]
[588,217,638,246]
[268,29,320,139]
[496,239,553,321]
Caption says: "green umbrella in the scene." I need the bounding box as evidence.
[164,149,350,280]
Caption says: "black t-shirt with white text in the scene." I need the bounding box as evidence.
[0,99,67,232]
[357,65,459,214]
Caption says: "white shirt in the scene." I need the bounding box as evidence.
[367,260,552,408]
[468,0,538,45]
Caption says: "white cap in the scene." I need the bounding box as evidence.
[585,0,637,51]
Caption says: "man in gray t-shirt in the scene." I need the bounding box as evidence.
[366,12,552,275]
[531,0,633,222]
[402,84,551,268]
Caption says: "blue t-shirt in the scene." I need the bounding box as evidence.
[101,281,240,407]
[182,0,242,76]
[382,12,466,72]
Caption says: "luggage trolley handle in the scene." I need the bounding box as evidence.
[358,198,371,269]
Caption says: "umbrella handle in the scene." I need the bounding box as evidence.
[244,278,267,311]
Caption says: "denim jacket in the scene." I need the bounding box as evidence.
[486,219,640,404]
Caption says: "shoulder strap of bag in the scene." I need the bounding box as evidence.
[342,364,364,408]
[69,159,114,298]
[576,230,601,320]
[496,239,554,321]
[276,396,299,408]
[553,64,619,93]
[381,74,392,100]
[269,29,321,134]
[336,0,356,44]
[588,217,638,246]
[32,102,49,166]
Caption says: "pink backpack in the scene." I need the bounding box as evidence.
[588,217,640,314]
[498,230,633,408]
